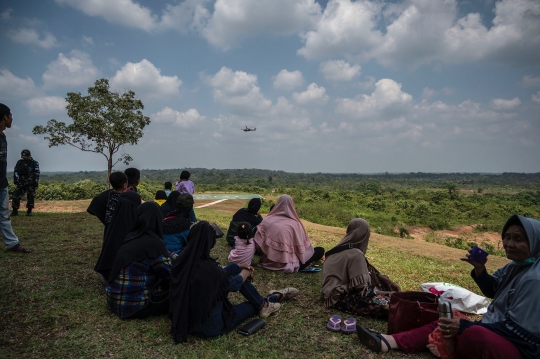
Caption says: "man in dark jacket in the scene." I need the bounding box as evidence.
[0,103,31,253]
[11,149,40,216]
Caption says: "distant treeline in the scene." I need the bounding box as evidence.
[26,168,540,191]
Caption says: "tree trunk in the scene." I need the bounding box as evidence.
[107,156,113,190]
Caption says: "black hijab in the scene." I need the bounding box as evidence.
[94,191,141,278]
[232,198,263,226]
[108,202,169,282]
[169,221,234,343]
[163,194,194,235]
[155,190,167,200]
[160,191,181,218]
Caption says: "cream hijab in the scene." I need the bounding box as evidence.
[321,218,371,307]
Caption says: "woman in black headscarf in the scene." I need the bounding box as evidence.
[106,202,173,319]
[160,191,180,218]
[169,221,297,343]
[163,193,195,254]
[225,198,263,246]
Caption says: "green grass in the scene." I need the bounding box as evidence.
[1,209,485,358]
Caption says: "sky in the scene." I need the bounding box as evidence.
[1,0,539,174]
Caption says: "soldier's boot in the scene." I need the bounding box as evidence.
[26,208,32,216]
[11,208,18,216]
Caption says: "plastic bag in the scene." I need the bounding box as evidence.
[419,282,490,314]
[427,311,468,359]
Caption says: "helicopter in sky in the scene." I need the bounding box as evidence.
[242,126,256,132]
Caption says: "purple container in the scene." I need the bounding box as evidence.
[469,246,489,262]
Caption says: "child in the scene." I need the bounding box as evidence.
[175,170,195,194]
[164,181,172,197]
[154,190,167,206]
[104,172,128,226]
[124,168,140,192]
[228,222,256,266]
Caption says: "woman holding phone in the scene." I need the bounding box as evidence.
[356,214,540,359]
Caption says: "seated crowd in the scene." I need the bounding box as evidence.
[87,169,539,358]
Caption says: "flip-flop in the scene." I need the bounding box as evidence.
[326,315,342,332]
[356,324,391,352]
[341,317,357,334]
[299,267,321,273]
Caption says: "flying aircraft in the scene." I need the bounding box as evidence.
[242,126,256,132]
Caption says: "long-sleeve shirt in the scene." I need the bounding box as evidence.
[106,252,177,319]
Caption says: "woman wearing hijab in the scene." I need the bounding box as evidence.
[154,190,167,206]
[253,194,324,272]
[162,193,195,254]
[170,221,298,343]
[160,191,180,218]
[321,218,401,319]
[106,202,174,319]
[357,214,540,359]
[225,198,264,246]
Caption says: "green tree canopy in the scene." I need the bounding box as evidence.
[33,78,150,188]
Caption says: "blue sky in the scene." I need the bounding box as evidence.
[1,0,539,173]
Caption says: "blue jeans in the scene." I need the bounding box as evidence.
[0,186,19,249]
[192,264,278,338]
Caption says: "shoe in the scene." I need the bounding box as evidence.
[26,209,32,216]
[259,302,281,318]
[268,287,299,301]
[4,243,32,253]
[10,209,18,216]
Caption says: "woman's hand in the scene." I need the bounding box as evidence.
[238,264,254,282]
[460,248,488,277]
[438,317,460,338]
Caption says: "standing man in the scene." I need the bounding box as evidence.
[0,104,31,253]
[11,149,40,216]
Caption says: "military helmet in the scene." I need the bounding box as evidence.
[21,149,31,157]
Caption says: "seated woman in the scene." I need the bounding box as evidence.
[154,190,167,206]
[162,193,194,254]
[322,218,401,320]
[253,194,324,273]
[160,191,180,218]
[228,222,256,265]
[106,202,175,319]
[357,214,540,359]
[169,221,298,343]
[225,198,263,246]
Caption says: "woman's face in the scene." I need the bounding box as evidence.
[503,225,530,261]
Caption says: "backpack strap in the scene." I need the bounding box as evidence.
[325,243,361,258]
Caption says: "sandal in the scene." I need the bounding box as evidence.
[5,244,32,253]
[326,315,342,332]
[356,324,391,352]
[299,267,321,273]
[341,317,357,334]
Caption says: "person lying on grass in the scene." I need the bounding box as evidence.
[169,221,298,343]
[106,202,176,319]
[253,194,324,272]
[225,198,263,246]
[162,193,195,255]
[322,218,401,320]
[88,172,141,281]
[356,214,540,359]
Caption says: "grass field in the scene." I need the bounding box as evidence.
[0,201,507,359]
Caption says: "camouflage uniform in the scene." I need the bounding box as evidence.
[12,149,40,214]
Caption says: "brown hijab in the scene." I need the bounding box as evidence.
[321,218,371,307]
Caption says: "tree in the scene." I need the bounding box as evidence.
[33,79,150,188]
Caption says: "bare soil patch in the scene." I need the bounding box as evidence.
[408,225,503,249]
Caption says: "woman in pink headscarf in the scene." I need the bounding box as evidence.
[253,195,324,273]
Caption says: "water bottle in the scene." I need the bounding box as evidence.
[439,299,453,319]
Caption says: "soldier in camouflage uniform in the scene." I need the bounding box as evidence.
[11,149,40,216]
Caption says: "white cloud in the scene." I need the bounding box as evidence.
[42,50,101,88]
[25,96,67,115]
[273,70,304,91]
[152,107,205,127]
[208,67,271,115]
[109,59,182,99]
[490,97,521,111]
[82,35,94,45]
[522,75,540,88]
[1,8,12,21]
[55,0,158,32]
[422,87,437,100]
[532,91,540,104]
[202,0,321,50]
[159,0,210,33]
[0,70,40,99]
[319,60,361,82]
[336,79,412,119]
[19,134,39,143]
[8,28,58,49]
[292,83,329,105]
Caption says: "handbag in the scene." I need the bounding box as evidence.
[210,223,225,238]
[387,291,439,335]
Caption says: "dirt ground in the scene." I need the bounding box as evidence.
[407,225,503,249]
